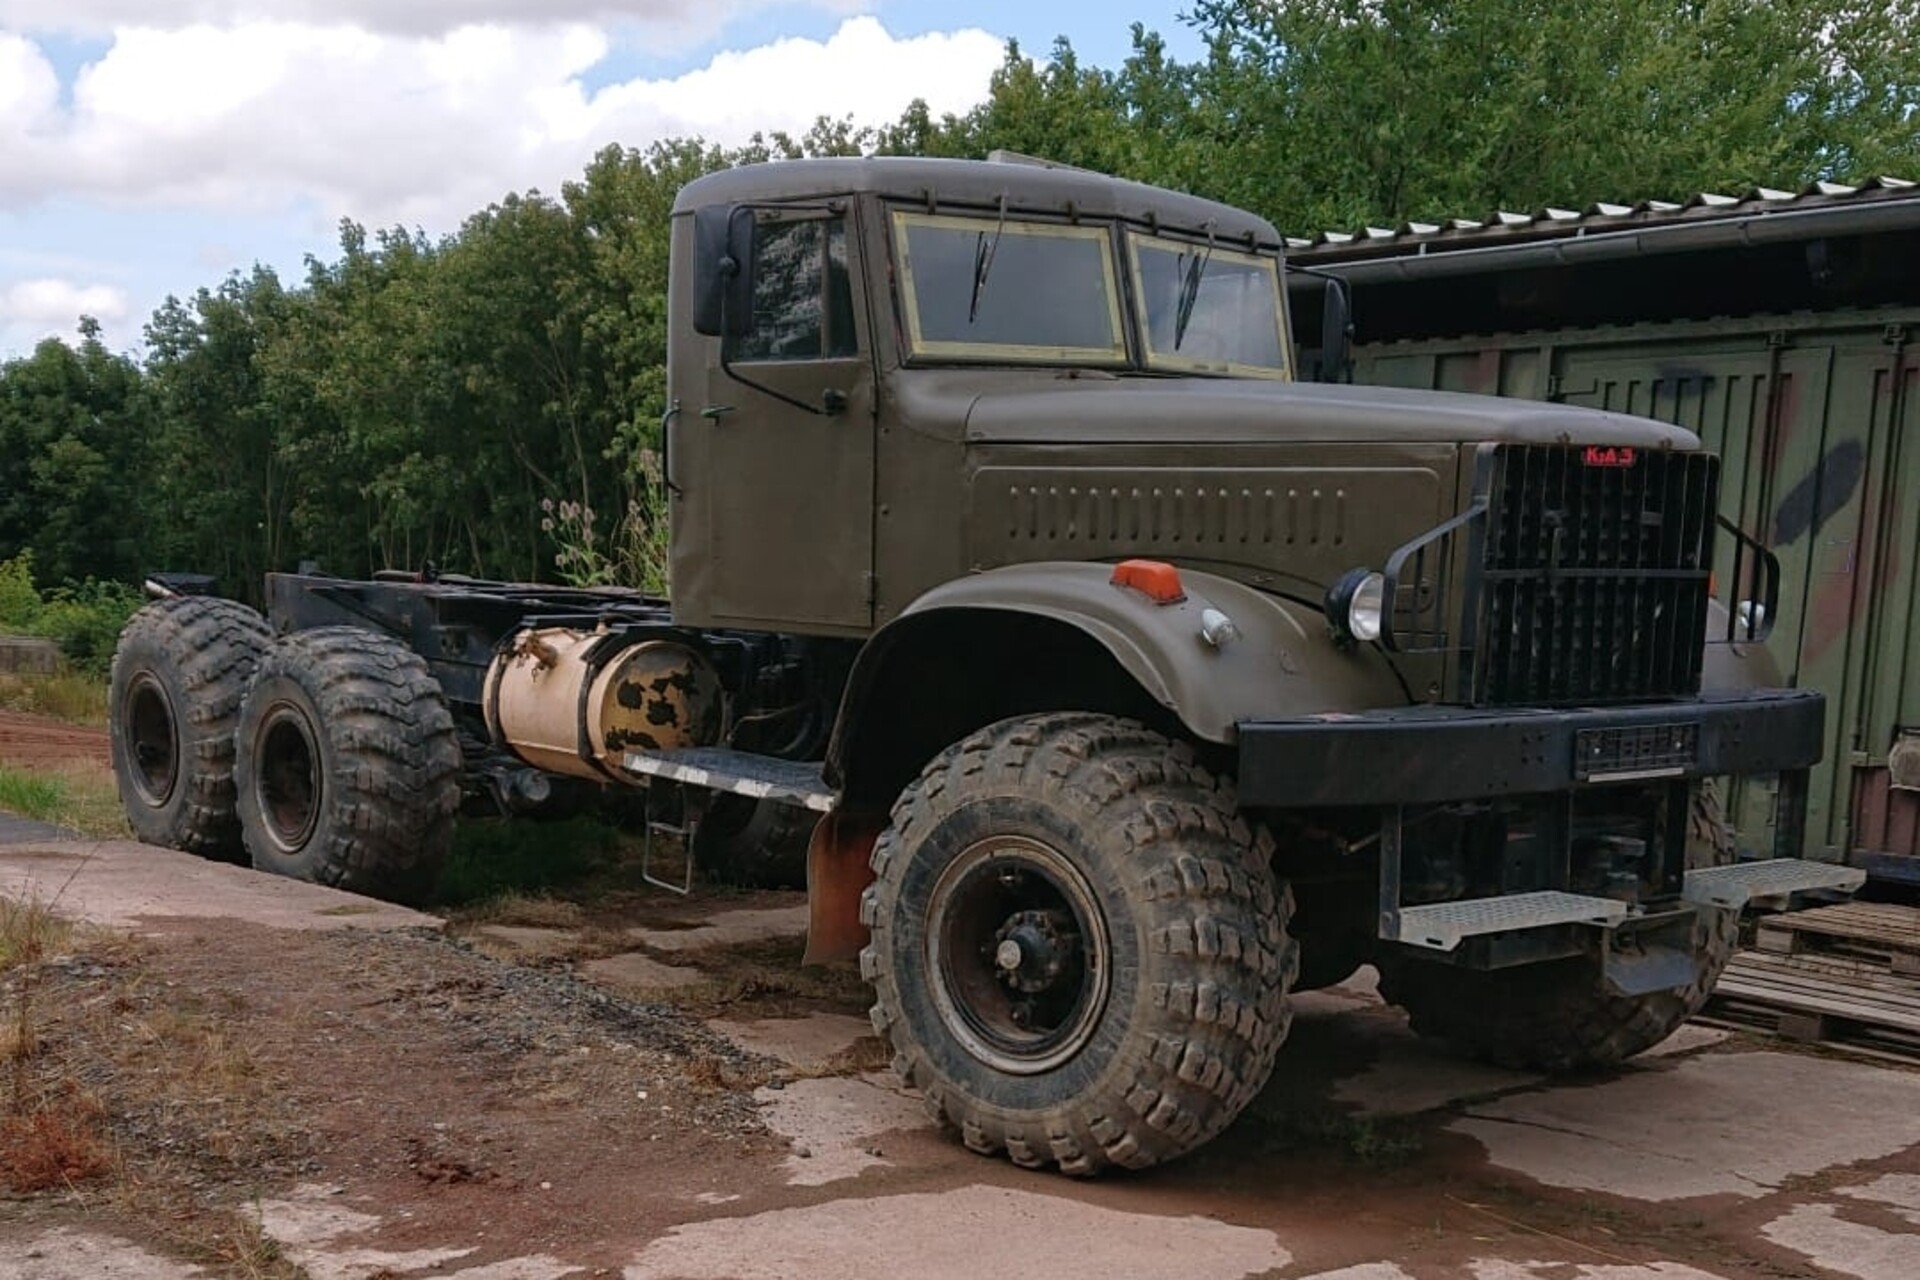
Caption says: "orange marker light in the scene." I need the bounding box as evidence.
[1111,559,1187,605]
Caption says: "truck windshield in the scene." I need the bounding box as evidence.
[892,211,1127,365]
[1126,232,1289,379]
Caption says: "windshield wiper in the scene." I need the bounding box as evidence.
[1172,231,1215,351]
[969,195,1009,324]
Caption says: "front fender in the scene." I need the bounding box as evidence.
[867,562,1406,744]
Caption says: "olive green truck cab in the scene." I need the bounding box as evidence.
[110,155,1861,1176]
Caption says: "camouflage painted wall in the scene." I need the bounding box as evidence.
[1346,310,1920,870]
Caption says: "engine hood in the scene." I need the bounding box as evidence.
[961,376,1699,450]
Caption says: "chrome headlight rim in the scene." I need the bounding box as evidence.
[1325,568,1386,644]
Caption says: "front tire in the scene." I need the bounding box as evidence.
[233,627,461,905]
[109,597,270,859]
[1376,783,1738,1071]
[861,712,1296,1175]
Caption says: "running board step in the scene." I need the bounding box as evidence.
[1682,858,1865,910]
[1387,891,1630,952]
[622,747,836,812]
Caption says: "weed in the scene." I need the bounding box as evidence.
[434,814,634,906]
[0,671,110,725]
[463,891,587,929]
[0,764,129,838]
[1242,1098,1425,1166]
[0,1092,115,1192]
[0,769,64,824]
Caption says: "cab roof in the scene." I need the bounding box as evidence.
[672,156,1281,248]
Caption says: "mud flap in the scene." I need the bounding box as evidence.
[802,807,885,966]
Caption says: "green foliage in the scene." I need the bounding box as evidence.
[0,770,62,825]
[434,815,632,906]
[0,555,140,677]
[1,6,1915,599]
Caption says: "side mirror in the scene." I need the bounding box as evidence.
[693,205,756,338]
[1319,277,1353,383]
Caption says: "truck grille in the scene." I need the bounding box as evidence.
[1471,445,1718,706]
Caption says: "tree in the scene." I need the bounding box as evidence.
[0,322,156,586]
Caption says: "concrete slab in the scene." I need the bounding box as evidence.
[1639,1025,1732,1058]
[1454,1051,1920,1201]
[1761,1203,1920,1280]
[0,841,440,932]
[0,813,73,845]
[710,1013,871,1068]
[581,951,706,991]
[0,635,61,675]
[1839,1173,1920,1224]
[754,1073,929,1185]
[622,1184,1291,1280]
[1332,1039,1542,1117]
[0,1228,211,1279]
[256,1186,573,1280]
[630,905,808,953]
[1470,1264,1730,1280]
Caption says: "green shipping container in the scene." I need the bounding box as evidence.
[1293,181,1920,877]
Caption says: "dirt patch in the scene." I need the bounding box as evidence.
[0,710,110,770]
[1,918,791,1274]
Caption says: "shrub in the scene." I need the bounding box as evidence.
[0,554,141,678]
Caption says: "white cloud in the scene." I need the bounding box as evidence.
[0,276,129,350]
[0,277,128,324]
[0,17,1004,229]
[0,0,871,44]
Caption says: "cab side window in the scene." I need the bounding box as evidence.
[736,217,858,361]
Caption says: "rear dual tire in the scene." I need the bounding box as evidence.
[110,597,272,859]
[233,627,462,906]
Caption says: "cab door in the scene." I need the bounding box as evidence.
[703,207,876,632]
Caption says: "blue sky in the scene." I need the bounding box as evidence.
[0,1,1204,357]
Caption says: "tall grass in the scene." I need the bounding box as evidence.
[0,672,111,726]
[0,766,127,839]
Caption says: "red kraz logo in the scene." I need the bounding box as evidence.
[1581,445,1639,468]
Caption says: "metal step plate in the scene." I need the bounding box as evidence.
[1683,858,1865,910]
[622,747,836,812]
[1388,891,1631,952]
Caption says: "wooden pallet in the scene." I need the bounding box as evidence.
[1702,948,1920,1058]
[1752,901,1920,974]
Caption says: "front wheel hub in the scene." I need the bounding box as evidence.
[926,835,1110,1076]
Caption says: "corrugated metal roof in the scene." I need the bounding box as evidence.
[1288,176,1920,261]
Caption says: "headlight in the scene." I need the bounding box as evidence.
[1325,568,1386,643]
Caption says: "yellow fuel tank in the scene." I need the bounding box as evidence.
[483,629,724,781]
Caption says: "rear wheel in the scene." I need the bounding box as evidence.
[691,795,815,889]
[1377,784,1738,1071]
[233,627,461,905]
[861,712,1296,1175]
[109,597,270,859]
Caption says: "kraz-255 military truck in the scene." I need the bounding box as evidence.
[109,155,1861,1175]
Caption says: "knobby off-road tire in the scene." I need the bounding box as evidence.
[860,712,1297,1175]
[1376,783,1739,1072]
[692,795,815,889]
[233,627,461,905]
[109,596,271,859]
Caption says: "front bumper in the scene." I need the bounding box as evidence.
[1236,687,1824,808]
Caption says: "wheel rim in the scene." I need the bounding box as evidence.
[926,834,1110,1076]
[121,673,178,808]
[255,703,322,855]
